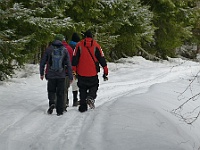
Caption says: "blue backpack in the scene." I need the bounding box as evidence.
[50,46,65,72]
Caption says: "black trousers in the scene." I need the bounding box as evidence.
[47,78,65,114]
[77,75,99,105]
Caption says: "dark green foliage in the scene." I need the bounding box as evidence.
[0,0,74,80]
[0,0,199,80]
[140,0,199,59]
[65,0,155,61]
[111,0,155,60]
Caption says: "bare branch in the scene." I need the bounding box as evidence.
[171,62,200,124]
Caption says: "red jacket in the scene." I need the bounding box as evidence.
[62,41,73,62]
[72,37,107,77]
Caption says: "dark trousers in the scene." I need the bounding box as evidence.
[77,75,99,105]
[47,78,65,114]
[64,76,70,107]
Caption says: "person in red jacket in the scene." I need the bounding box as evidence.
[72,30,108,112]
[60,34,73,110]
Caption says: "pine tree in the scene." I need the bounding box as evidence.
[65,0,155,60]
[104,0,155,60]
[0,0,74,80]
[140,0,199,59]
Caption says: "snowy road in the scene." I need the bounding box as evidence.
[0,57,200,150]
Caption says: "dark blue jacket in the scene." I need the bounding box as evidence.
[40,40,73,80]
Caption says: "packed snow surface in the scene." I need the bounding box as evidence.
[0,56,200,150]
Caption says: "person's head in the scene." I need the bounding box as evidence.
[83,30,93,38]
[71,33,80,42]
[54,34,65,41]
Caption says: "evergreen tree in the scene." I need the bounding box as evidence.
[0,0,74,80]
[190,1,200,52]
[65,0,155,60]
[110,0,155,60]
[0,0,199,80]
[140,0,199,59]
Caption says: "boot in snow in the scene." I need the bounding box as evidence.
[86,97,95,109]
[47,104,55,114]
[78,103,88,112]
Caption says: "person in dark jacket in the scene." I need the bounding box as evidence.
[56,34,74,110]
[69,33,81,107]
[72,30,108,112]
[40,38,73,116]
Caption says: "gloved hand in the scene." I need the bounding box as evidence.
[103,74,108,81]
[103,66,108,81]
[73,71,78,80]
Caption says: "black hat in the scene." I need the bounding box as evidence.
[71,33,80,42]
[84,30,93,38]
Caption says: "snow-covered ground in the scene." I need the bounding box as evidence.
[0,56,200,150]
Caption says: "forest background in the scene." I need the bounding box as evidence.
[0,0,200,80]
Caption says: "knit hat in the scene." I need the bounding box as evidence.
[84,30,93,38]
[54,34,65,41]
[71,33,80,42]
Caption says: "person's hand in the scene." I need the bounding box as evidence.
[103,66,108,81]
[103,74,108,81]
[73,71,77,80]
[73,71,76,76]
[40,75,44,80]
